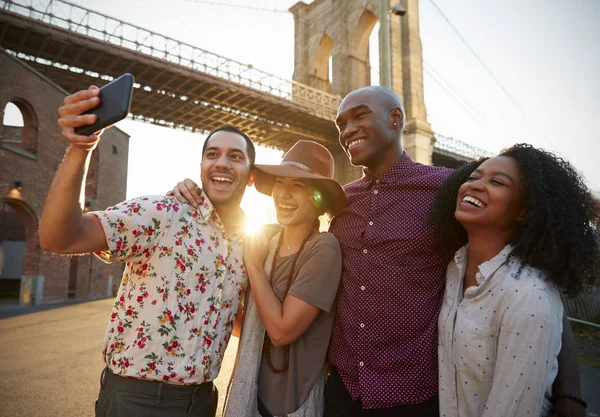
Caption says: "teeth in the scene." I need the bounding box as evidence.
[463,196,485,208]
[278,204,296,210]
[212,176,233,183]
[347,138,366,150]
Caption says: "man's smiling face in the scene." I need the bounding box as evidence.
[200,131,252,208]
[335,88,402,172]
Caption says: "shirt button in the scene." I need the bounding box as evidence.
[368,221,373,226]
[375,179,380,184]
[362,249,367,254]
[373,190,378,195]
[360,323,365,328]
[360,285,365,290]
[359,361,364,367]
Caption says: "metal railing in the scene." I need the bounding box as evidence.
[434,133,494,160]
[0,0,342,120]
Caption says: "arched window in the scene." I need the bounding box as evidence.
[350,10,379,88]
[2,99,38,155]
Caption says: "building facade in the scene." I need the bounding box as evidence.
[0,49,129,305]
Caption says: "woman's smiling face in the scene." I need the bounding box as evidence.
[272,177,318,227]
[455,156,524,236]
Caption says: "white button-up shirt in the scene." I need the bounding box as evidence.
[438,245,563,417]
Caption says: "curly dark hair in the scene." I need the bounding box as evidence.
[429,143,599,297]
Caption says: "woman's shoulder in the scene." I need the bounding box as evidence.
[311,232,341,252]
[297,233,342,262]
[503,260,563,305]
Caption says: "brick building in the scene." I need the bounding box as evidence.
[0,48,129,305]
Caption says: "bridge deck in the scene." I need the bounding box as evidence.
[0,0,490,161]
[0,1,340,149]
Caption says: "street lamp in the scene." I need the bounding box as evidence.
[379,1,406,88]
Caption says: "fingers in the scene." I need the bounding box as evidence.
[60,88,100,117]
[171,184,189,205]
[62,86,99,106]
[58,87,101,147]
[57,114,97,129]
[180,179,201,207]
[62,132,100,150]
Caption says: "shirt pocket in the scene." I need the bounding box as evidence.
[452,316,497,382]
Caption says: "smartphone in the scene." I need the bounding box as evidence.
[74,73,134,136]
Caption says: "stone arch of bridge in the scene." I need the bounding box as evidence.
[348,8,379,91]
[310,32,334,93]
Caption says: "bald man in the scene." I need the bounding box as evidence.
[325,86,581,417]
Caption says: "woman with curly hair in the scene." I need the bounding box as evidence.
[430,143,599,417]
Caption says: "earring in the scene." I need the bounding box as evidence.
[393,122,397,127]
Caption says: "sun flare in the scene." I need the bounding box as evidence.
[240,186,277,234]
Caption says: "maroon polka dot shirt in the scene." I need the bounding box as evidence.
[328,153,457,409]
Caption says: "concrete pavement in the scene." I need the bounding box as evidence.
[0,299,598,416]
[0,299,237,417]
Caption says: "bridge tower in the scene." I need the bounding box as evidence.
[290,0,435,182]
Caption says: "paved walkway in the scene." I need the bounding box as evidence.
[0,299,236,417]
[0,299,598,416]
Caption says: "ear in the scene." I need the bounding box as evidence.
[390,107,404,128]
[247,169,256,187]
[516,209,526,222]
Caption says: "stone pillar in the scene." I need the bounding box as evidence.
[332,150,362,186]
[289,0,434,164]
[403,119,435,164]
[396,0,434,164]
[290,2,310,86]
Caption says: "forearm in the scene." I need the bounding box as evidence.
[246,264,288,345]
[39,145,93,253]
[551,313,585,417]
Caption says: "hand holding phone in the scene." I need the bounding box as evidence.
[73,73,134,136]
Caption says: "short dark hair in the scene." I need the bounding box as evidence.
[202,125,256,165]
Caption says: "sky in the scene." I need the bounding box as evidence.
[6,0,599,213]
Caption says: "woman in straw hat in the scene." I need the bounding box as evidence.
[222,140,347,417]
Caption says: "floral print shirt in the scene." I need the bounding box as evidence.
[91,193,247,385]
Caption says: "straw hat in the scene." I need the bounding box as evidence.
[254,140,347,216]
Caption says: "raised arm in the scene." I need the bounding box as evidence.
[242,233,342,348]
[242,233,319,347]
[38,86,108,255]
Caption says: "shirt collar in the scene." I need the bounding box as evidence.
[196,190,246,239]
[453,244,513,285]
[477,244,513,284]
[360,152,414,185]
[196,189,216,219]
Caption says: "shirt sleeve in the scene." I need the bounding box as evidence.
[481,286,563,417]
[287,233,342,313]
[90,196,177,264]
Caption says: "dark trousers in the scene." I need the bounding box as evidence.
[324,366,439,417]
[95,367,218,417]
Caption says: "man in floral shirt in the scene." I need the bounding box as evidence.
[39,85,255,417]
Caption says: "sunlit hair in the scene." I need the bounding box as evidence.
[429,143,600,297]
[310,181,334,231]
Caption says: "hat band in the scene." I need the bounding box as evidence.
[281,161,325,177]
